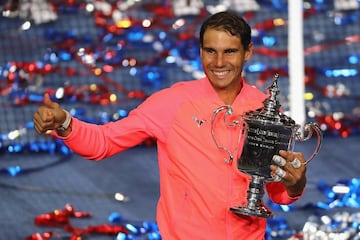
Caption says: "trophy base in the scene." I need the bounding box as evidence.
[230,205,273,218]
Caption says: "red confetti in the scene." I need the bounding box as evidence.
[26,204,128,239]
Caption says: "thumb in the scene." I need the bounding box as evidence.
[43,93,58,109]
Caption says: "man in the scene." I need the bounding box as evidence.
[33,11,307,239]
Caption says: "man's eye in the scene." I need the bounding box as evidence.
[225,49,237,54]
[206,49,215,54]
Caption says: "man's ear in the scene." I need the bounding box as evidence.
[244,42,254,61]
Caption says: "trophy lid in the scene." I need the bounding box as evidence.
[245,73,295,126]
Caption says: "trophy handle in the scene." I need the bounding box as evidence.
[295,122,323,164]
[211,105,240,163]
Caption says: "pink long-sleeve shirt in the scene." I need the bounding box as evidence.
[56,77,301,239]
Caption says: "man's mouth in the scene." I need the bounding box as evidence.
[212,70,230,77]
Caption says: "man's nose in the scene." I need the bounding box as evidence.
[215,54,225,67]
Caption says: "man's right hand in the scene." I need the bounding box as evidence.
[33,93,67,134]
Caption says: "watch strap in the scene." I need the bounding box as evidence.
[57,110,71,131]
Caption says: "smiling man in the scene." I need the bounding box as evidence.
[33,11,307,240]
[200,13,253,105]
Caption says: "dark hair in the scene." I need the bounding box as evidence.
[199,11,252,51]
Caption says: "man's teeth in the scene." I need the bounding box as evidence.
[213,71,228,76]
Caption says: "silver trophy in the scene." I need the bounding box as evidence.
[211,74,323,218]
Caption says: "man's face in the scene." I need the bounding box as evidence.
[200,28,253,94]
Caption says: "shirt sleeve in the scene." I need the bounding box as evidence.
[51,85,180,160]
[52,112,152,160]
[265,181,304,205]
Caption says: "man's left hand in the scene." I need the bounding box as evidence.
[271,150,307,197]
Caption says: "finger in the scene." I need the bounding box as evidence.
[273,155,286,167]
[272,175,282,182]
[33,118,49,134]
[280,150,305,161]
[34,123,47,134]
[33,111,54,133]
[279,149,291,159]
[290,157,302,169]
[37,108,54,123]
[43,93,57,109]
[275,167,286,179]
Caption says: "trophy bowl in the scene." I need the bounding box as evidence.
[212,74,323,218]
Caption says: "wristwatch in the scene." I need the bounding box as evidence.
[57,110,71,131]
